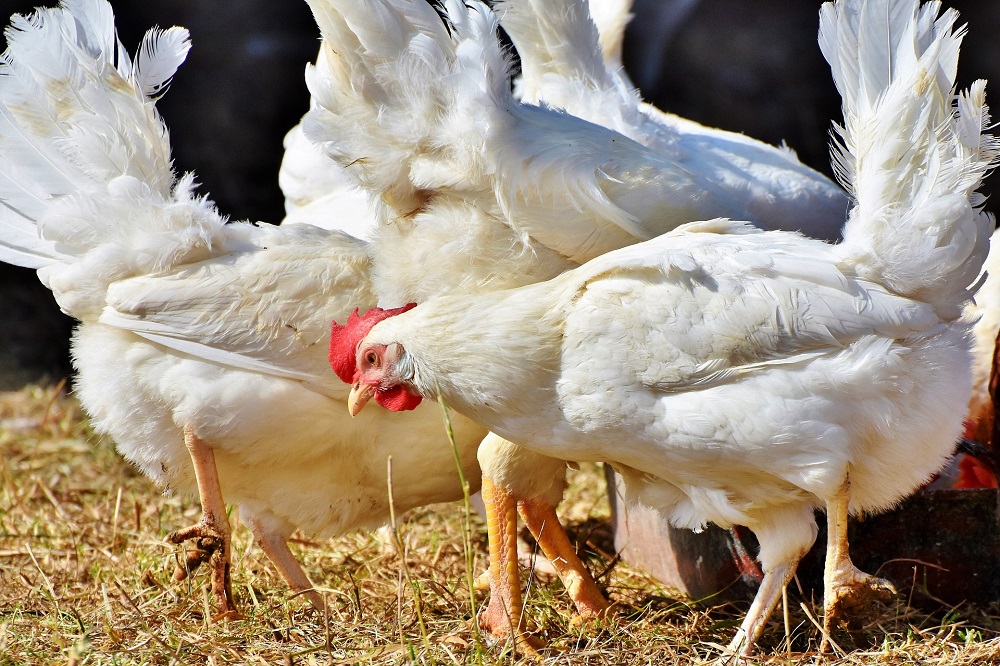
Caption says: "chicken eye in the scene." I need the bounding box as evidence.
[365,351,379,366]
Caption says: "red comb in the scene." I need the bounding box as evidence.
[329,303,417,384]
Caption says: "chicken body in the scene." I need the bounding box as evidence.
[345,0,998,655]
[303,0,848,307]
[363,220,970,551]
[305,0,847,644]
[0,0,485,613]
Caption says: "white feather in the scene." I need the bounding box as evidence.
[0,0,489,603]
[350,0,998,653]
[134,26,191,98]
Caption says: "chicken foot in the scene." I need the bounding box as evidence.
[477,475,543,654]
[243,513,324,611]
[821,477,896,652]
[725,559,798,659]
[518,497,611,625]
[166,427,237,618]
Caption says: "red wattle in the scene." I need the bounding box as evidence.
[375,385,423,412]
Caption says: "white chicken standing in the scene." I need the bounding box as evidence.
[342,0,998,657]
[306,0,853,642]
[0,0,486,616]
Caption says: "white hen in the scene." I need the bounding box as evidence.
[0,0,485,615]
[343,0,998,657]
[305,0,853,642]
[302,0,850,306]
[275,0,639,241]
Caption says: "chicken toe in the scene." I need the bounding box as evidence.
[824,563,896,626]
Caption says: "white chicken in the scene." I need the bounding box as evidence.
[302,0,851,305]
[274,0,643,240]
[306,0,855,644]
[0,0,486,616]
[341,0,998,657]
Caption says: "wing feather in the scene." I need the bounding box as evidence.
[99,225,374,391]
[560,223,943,394]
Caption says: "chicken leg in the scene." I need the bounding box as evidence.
[821,477,896,652]
[243,513,324,611]
[725,559,797,658]
[167,427,237,618]
[478,474,611,653]
[518,497,610,624]
[477,475,542,653]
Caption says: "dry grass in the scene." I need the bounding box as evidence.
[2,383,1000,665]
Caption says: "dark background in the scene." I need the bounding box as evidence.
[1,0,997,387]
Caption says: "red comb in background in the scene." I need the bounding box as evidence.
[329,303,417,384]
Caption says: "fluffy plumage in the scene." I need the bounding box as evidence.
[302,0,850,309]
[303,0,856,640]
[277,52,379,240]
[497,0,849,241]
[0,0,485,610]
[344,0,998,655]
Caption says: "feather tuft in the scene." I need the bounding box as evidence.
[134,26,191,98]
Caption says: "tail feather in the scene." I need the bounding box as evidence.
[586,0,633,71]
[497,0,614,99]
[822,0,999,316]
[497,0,648,143]
[0,0,228,320]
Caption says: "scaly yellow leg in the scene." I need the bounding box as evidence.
[477,475,542,654]
[726,560,797,658]
[243,514,323,611]
[821,477,896,652]
[518,497,610,624]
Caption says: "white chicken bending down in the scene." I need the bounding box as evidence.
[496,0,849,242]
[302,0,851,307]
[340,0,998,657]
[305,0,855,643]
[0,0,486,616]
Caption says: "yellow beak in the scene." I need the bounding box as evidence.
[348,383,376,417]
